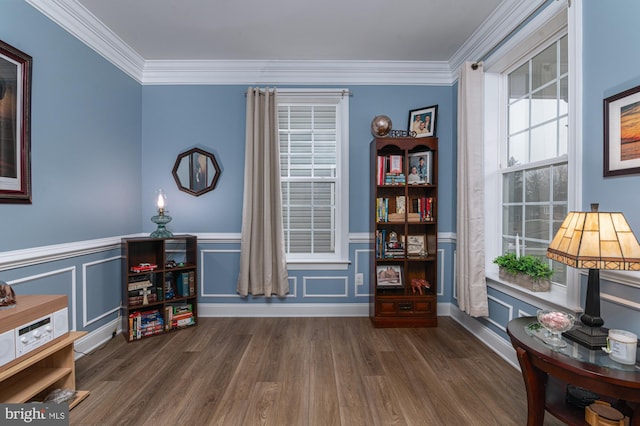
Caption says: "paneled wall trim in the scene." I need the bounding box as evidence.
[0,235,130,271]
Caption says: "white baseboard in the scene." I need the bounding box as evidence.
[198,302,370,317]
[74,317,121,358]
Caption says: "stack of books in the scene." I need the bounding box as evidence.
[127,279,157,306]
[128,309,164,340]
[377,154,406,185]
[165,303,195,330]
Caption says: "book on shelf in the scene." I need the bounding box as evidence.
[410,197,435,221]
[375,230,386,258]
[167,302,193,314]
[376,197,389,222]
[188,271,195,296]
[177,272,190,297]
[173,315,195,328]
[377,155,385,185]
[396,196,406,214]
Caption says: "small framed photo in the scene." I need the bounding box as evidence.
[376,265,403,288]
[406,235,427,256]
[408,105,438,138]
[407,151,432,184]
[604,85,640,176]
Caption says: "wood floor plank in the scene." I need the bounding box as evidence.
[69,317,566,426]
[328,320,376,426]
[308,333,341,426]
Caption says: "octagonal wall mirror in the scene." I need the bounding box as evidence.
[172,148,221,196]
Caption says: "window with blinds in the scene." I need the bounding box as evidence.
[277,90,349,263]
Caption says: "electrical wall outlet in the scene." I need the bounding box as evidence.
[355,273,364,285]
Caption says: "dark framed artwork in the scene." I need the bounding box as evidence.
[408,105,438,138]
[0,40,32,203]
[604,84,640,177]
[172,147,221,196]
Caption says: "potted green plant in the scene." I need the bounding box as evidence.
[493,253,553,292]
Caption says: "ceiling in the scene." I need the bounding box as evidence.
[25,0,546,84]
[73,0,504,62]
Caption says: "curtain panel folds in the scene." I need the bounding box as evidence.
[237,87,289,297]
[456,62,489,317]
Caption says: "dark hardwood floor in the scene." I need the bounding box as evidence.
[70,317,564,425]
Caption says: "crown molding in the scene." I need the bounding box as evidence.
[141,59,453,86]
[25,0,145,81]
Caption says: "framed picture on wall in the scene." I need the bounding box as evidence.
[408,105,438,138]
[0,40,32,203]
[604,84,640,177]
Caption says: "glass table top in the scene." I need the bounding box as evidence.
[525,321,640,373]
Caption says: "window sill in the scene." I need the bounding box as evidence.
[486,271,582,315]
[286,259,351,271]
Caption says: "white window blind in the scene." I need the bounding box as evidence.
[277,90,349,263]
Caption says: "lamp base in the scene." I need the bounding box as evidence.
[150,214,173,238]
[562,325,608,350]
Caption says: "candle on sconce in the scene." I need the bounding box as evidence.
[515,234,521,257]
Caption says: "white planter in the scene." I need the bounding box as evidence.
[499,267,550,292]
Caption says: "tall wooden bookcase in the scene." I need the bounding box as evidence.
[122,235,198,341]
[370,137,438,327]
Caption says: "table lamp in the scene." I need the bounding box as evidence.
[150,189,173,238]
[546,203,640,349]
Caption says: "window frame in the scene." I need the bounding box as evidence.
[482,3,583,311]
[277,89,350,270]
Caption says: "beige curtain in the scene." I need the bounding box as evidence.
[456,62,489,317]
[237,87,289,297]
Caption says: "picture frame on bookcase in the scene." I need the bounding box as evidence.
[408,105,437,138]
[376,265,403,288]
[405,235,427,257]
[408,151,432,184]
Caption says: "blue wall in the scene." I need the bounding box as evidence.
[0,0,142,251]
[140,85,456,235]
[581,0,640,337]
[140,84,456,305]
[583,0,640,231]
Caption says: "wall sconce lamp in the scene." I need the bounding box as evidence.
[546,203,640,349]
[150,189,173,238]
